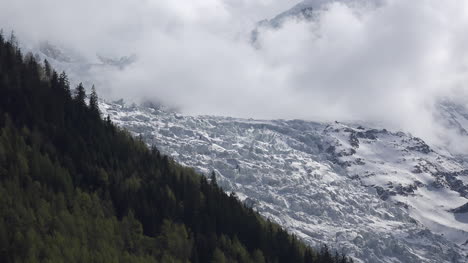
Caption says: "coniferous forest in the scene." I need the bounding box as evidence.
[0,33,352,263]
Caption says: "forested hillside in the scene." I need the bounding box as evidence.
[0,33,350,263]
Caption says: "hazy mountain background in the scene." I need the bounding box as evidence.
[2,0,468,155]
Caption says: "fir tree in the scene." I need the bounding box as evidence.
[210,171,217,186]
[74,82,86,106]
[58,71,71,95]
[8,31,17,49]
[89,85,100,116]
[43,59,51,79]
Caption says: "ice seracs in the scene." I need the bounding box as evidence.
[100,100,468,263]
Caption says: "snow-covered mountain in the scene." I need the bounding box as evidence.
[252,0,324,43]
[29,42,468,262]
[22,2,468,260]
[251,0,381,43]
[99,100,468,263]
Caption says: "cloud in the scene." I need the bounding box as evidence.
[1,0,468,152]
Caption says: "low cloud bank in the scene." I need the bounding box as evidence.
[1,0,468,152]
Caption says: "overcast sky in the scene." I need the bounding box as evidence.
[1,0,468,152]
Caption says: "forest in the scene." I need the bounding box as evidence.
[0,32,352,263]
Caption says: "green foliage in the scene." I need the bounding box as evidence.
[0,35,352,263]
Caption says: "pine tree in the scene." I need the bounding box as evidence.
[210,171,217,186]
[9,31,17,49]
[89,85,100,116]
[211,248,226,263]
[74,83,86,106]
[50,71,59,90]
[43,59,51,79]
[58,71,71,96]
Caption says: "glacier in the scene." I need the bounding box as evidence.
[98,100,468,263]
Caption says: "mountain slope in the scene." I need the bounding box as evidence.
[18,11,468,261]
[0,35,347,263]
[100,100,468,263]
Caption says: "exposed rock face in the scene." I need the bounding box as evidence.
[451,203,468,214]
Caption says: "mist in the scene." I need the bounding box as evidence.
[1,0,468,152]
